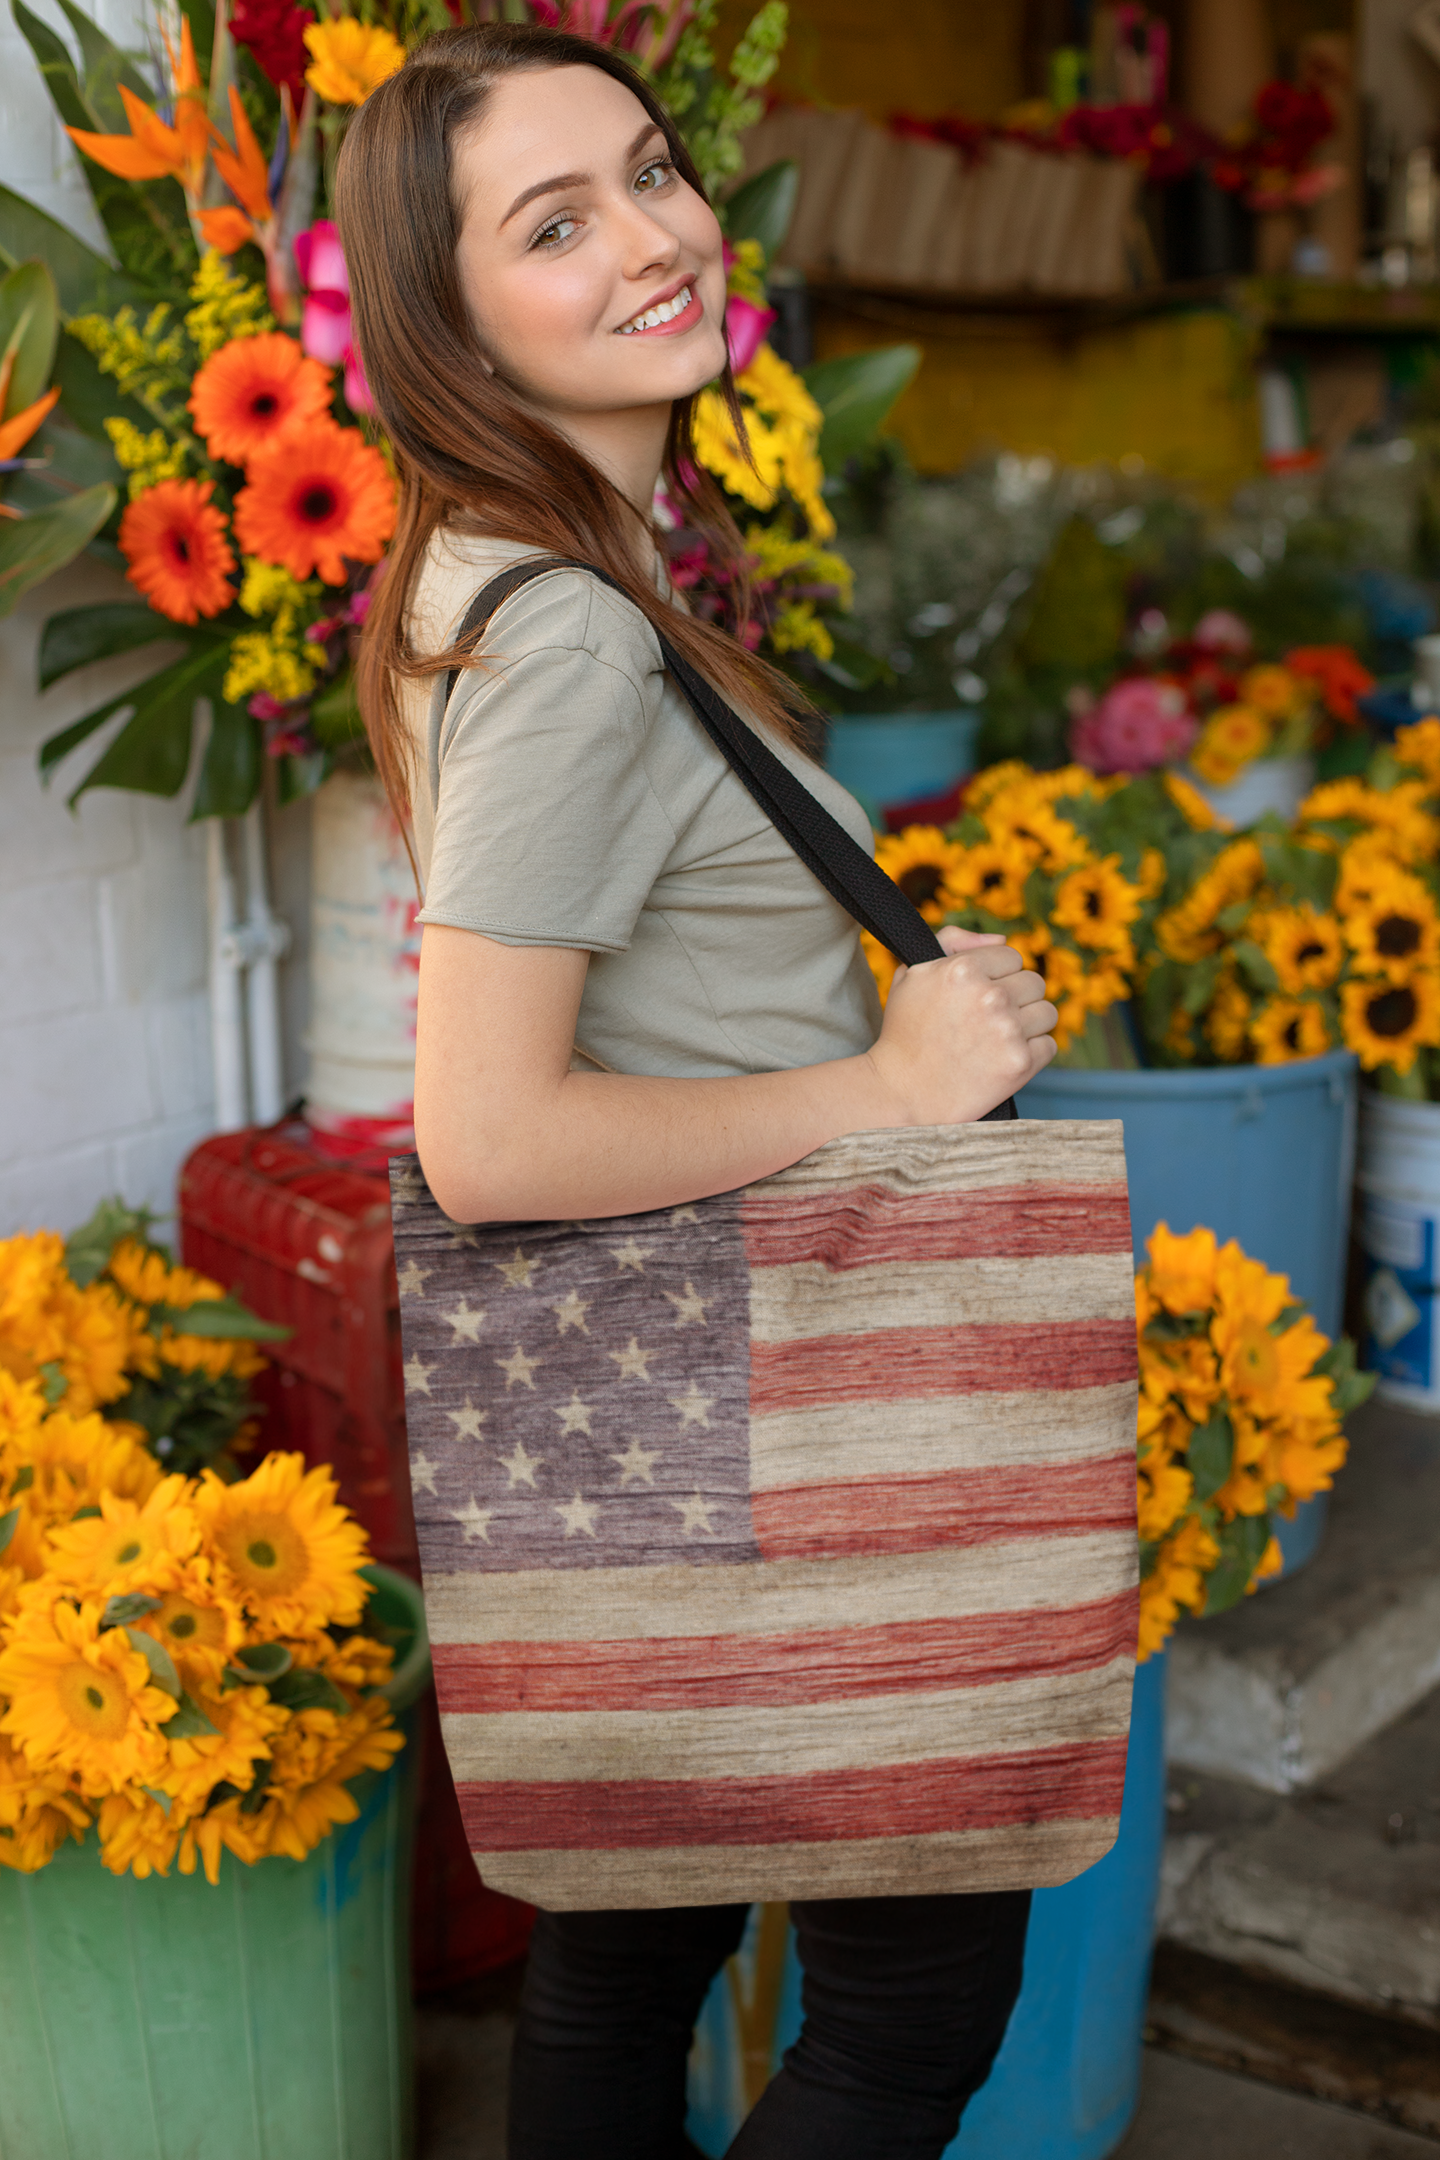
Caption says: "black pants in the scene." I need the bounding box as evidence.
[508,1889,1031,2159]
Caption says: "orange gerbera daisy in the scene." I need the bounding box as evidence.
[118,478,235,623]
[189,333,332,465]
[233,422,396,584]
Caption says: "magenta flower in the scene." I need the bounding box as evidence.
[1069,676,1198,775]
[293,219,374,414]
[1191,608,1253,658]
[726,293,777,375]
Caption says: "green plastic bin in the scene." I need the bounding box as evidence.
[0,1565,430,2160]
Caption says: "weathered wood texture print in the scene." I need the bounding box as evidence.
[391,1122,1138,1909]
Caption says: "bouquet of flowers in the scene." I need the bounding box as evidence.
[0,256,116,620]
[1209,77,1343,216]
[1135,1223,1370,1658]
[0,1204,401,1882]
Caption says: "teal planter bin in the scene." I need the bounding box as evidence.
[686,1658,1168,2160]
[0,1566,429,2160]
[1021,1047,1358,1573]
[824,712,983,825]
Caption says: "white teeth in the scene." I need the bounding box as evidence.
[619,285,691,335]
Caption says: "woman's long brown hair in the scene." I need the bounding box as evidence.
[335,22,811,819]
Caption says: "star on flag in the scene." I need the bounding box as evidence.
[410,1451,439,1496]
[551,1290,590,1335]
[672,1493,716,1535]
[611,1437,660,1488]
[498,1440,544,1489]
[664,1280,711,1327]
[447,1399,487,1441]
[556,1491,599,1538]
[444,1298,486,1344]
[669,1380,714,1428]
[497,1345,541,1391]
[396,1259,432,1299]
[495,1247,538,1290]
[608,1336,656,1381]
[404,1353,434,1396]
[609,1239,651,1273]
[554,1391,593,1436]
[452,1497,494,1542]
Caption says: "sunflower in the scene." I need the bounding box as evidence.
[1137,847,1167,899]
[0,1734,90,1873]
[875,828,970,924]
[1138,1514,1218,1661]
[253,1698,403,1863]
[1137,1453,1192,1542]
[986,796,1090,875]
[860,928,899,1009]
[1341,868,1440,983]
[1189,703,1271,786]
[94,1790,181,1879]
[233,421,396,584]
[1238,663,1304,720]
[1340,973,1440,1074]
[1156,839,1266,963]
[1162,771,1223,831]
[943,839,1031,920]
[1250,996,1332,1065]
[194,1452,370,1634]
[1163,1006,1196,1059]
[0,1596,174,1795]
[156,1676,287,1817]
[107,1241,226,1314]
[1255,904,1344,993]
[1050,855,1141,953]
[129,1555,246,1679]
[118,478,235,624]
[1145,1223,1219,1316]
[1394,716,1440,786]
[188,333,332,466]
[47,1477,199,1593]
[1205,968,1251,1060]
[1030,942,1090,1050]
[1302,778,1440,864]
[303,18,404,104]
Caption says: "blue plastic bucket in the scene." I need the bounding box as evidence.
[1020,1048,1358,1572]
[685,1657,1168,2160]
[823,712,983,824]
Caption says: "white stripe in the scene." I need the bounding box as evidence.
[441,1657,1134,1785]
[749,1254,1135,1342]
[470,1817,1122,1908]
[421,1529,1136,1645]
[752,1121,1126,1200]
[749,1381,1137,1492]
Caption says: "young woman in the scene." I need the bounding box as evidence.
[337,26,1058,2158]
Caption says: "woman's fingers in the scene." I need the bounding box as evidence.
[1019,997,1060,1039]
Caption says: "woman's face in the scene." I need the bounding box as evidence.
[452,65,729,429]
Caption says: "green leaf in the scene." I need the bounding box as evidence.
[269,1667,349,1715]
[48,639,230,804]
[309,666,364,749]
[152,1293,290,1342]
[233,1642,293,1682]
[124,1626,181,1698]
[161,1690,221,1740]
[803,345,921,473]
[11,1,95,136]
[1232,937,1279,996]
[1312,1334,1378,1415]
[0,1506,19,1557]
[1202,1515,1272,1616]
[38,1362,67,1405]
[54,0,160,128]
[10,1466,33,1495]
[0,183,138,316]
[0,258,59,420]
[102,1591,162,1628]
[39,603,180,690]
[1143,1308,1208,1340]
[70,1504,101,1519]
[52,327,153,442]
[1186,1410,1234,1503]
[720,158,798,261]
[65,1194,158,1284]
[0,484,116,621]
[191,697,261,820]
[276,749,332,804]
[238,1758,272,1814]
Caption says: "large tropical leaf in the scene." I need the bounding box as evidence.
[191,695,262,818]
[53,0,157,123]
[38,600,184,688]
[40,638,229,801]
[51,327,152,443]
[721,159,798,263]
[0,483,115,619]
[0,184,139,316]
[10,1,94,135]
[803,344,921,473]
[0,258,59,417]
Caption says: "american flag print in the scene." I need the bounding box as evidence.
[391,1120,1139,1911]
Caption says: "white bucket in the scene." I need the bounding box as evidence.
[304,771,419,1150]
[1356,1089,1440,1411]
[1184,753,1315,827]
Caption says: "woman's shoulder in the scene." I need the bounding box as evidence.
[411,525,664,689]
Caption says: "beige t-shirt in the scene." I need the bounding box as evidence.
[404,527,883,1079]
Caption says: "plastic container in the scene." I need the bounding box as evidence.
[1356,1089,1440,1412]
[0,1567,429,2160]
[1021,1049,1357,1574]
[823,712,983,825]
[1183,753,1315,827]
[685,1657,1168,2160]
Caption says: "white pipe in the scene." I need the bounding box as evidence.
[241,800,289,1125]
[206,820,249,1133]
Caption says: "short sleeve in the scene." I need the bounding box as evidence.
[417,575,679,953]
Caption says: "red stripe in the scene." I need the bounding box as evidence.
[742,1182,1132,1270]
[433,1591,1138,1714]
[750,1319,1136,1415]
[456,1737,1128,1851]
[752,1455,1136,1562]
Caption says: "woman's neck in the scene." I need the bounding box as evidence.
[547,398,671,554]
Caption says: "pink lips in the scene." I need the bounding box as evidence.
[620,284,703,338]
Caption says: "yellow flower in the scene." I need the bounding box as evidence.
[0,1732,90,1873]
[1163,1006,1196,1059]
[860,929,899,1008]
[1155,840,1265,963]
[1335,832,1401,911]
[95,1790,181,1879]
[966,760,1034,812]
[1033,943,1091,1052]
[1144,1223,1219,1316]
[875,827,971,925]
[1205,968,1251,1059]
[1340,973,1440,1074]
[1050,855,1142,954]
[47,1477,200,1595]
[183,249,273,360]
[1301,777,1440,864]
[155,1676,287,1817]
[1137,847,1167,899]
[1341,866,1440,983]
[769,601,833,661]
[195,1452,370,1635]
[1250,996,1332,1065]
[131,1556,247,1681]
[1137,1454,1192,1542]
[103,418,188,501]
[303,19,404,104]
[1190,704,1271,786]
[155,1324,267,1383]
[1238,663,1304,719]
[986,796,1090,876]
[1255,904,1343,993]
[251,1697,403,1864]
[0,1595,175,1795]
[0,1232,143,1413]
[1162,771,1224,831]
[1394,715,1440,787]
[1138,1514,1218,1661]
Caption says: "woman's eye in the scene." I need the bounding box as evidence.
[533,215,577,250]
[634,160,675,195]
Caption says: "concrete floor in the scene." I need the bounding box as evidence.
[413,2014,1440,2158]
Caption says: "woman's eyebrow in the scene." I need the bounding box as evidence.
[499,122,665,229]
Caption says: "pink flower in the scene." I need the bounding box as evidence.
[1069,676,1198,775]
[1192,609,1253,657]
[726,293,777,375]
[293,219,374,414]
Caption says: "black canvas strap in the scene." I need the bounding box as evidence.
[445,556,1016,1121]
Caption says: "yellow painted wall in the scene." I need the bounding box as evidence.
[717,0,1024,123]
[812,302,1265,500]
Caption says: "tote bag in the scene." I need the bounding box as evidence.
[391,559,1139,1910]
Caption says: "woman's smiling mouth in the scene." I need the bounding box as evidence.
[617,282,699,336]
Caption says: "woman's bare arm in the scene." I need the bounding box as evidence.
[415,923,1058,1222]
